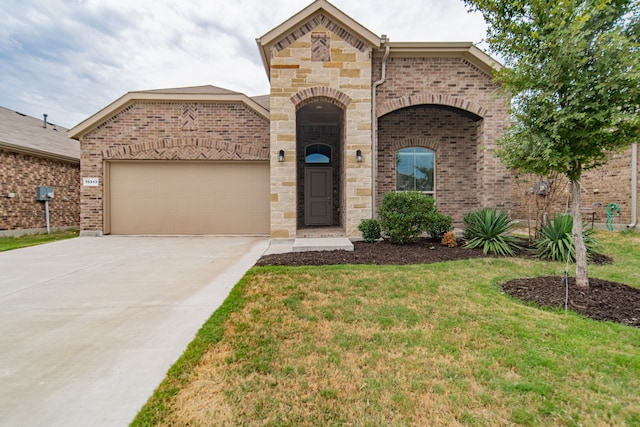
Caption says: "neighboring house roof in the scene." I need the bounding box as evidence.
[68,85,270,140]
[0,106,80,163]
[256,0,382,77]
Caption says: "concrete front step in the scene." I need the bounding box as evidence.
[292,237,354,252]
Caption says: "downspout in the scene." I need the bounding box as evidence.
[628,142,638,228]
[371,36,390,218]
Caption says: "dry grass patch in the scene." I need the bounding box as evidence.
[143,257,640,426]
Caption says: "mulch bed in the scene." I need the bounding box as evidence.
[256,238,490,266]
[256,238,639,328]
[502,276,640,328]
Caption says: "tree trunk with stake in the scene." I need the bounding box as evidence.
[571,179,589,288]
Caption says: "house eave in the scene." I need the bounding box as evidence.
[379,42,502,76]
[256,38,272,81]
[0,141,80,164]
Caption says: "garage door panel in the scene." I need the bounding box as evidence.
[109,162,269,235]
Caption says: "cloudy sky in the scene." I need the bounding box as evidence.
[0,0,489,129]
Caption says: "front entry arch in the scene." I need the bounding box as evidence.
[296,99,344,229]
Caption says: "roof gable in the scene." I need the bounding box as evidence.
[0,106,79,162]
[68,85,269,140]
[256,0,381,76]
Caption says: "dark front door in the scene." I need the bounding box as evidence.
[304,167,332,225]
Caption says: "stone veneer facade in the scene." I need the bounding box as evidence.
[0,149,79,232]
[268,25,373,238]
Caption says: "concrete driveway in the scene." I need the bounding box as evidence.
[0,236,268,427]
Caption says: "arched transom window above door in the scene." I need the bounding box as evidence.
[396,147,435,195]
[305,143,332,164]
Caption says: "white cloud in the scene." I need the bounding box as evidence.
[0,0,489,128]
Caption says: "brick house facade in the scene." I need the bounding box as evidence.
[72,88,270,235]
[69,0,638,237]
[510,147,639,230]
[0,107,80,235]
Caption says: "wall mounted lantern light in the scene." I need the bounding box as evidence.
[356,149,362,163]
[278,150,285,162]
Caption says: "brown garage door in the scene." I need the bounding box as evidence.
[108,161,269,235]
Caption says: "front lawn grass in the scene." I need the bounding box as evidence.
[133,231,640,426]
[0,229,79,252]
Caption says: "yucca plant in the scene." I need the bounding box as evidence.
[463,208,520,256]
[534,213,599,262]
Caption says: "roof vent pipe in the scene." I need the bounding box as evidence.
[43,114,48,129]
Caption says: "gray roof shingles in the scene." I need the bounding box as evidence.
[251,94,270,111]
[138,85,241,95]
[0,106,79,162]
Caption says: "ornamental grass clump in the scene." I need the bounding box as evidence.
[534,213,599,263]
[463,208,520,256]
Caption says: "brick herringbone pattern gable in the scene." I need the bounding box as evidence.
[103,137,269,160]
[274,13,367,53]
[182,104,198,130]
[311,32,330,61]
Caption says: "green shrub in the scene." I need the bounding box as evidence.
[425,212,453,239]
[379,192,436,245]
[358,218,381,243]
[463,208,520,256]
[534,213,600,262]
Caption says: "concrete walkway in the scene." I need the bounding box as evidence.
[263,237,354,254]
[0,236,268,427]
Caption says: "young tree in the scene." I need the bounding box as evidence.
[464,0,640,287]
